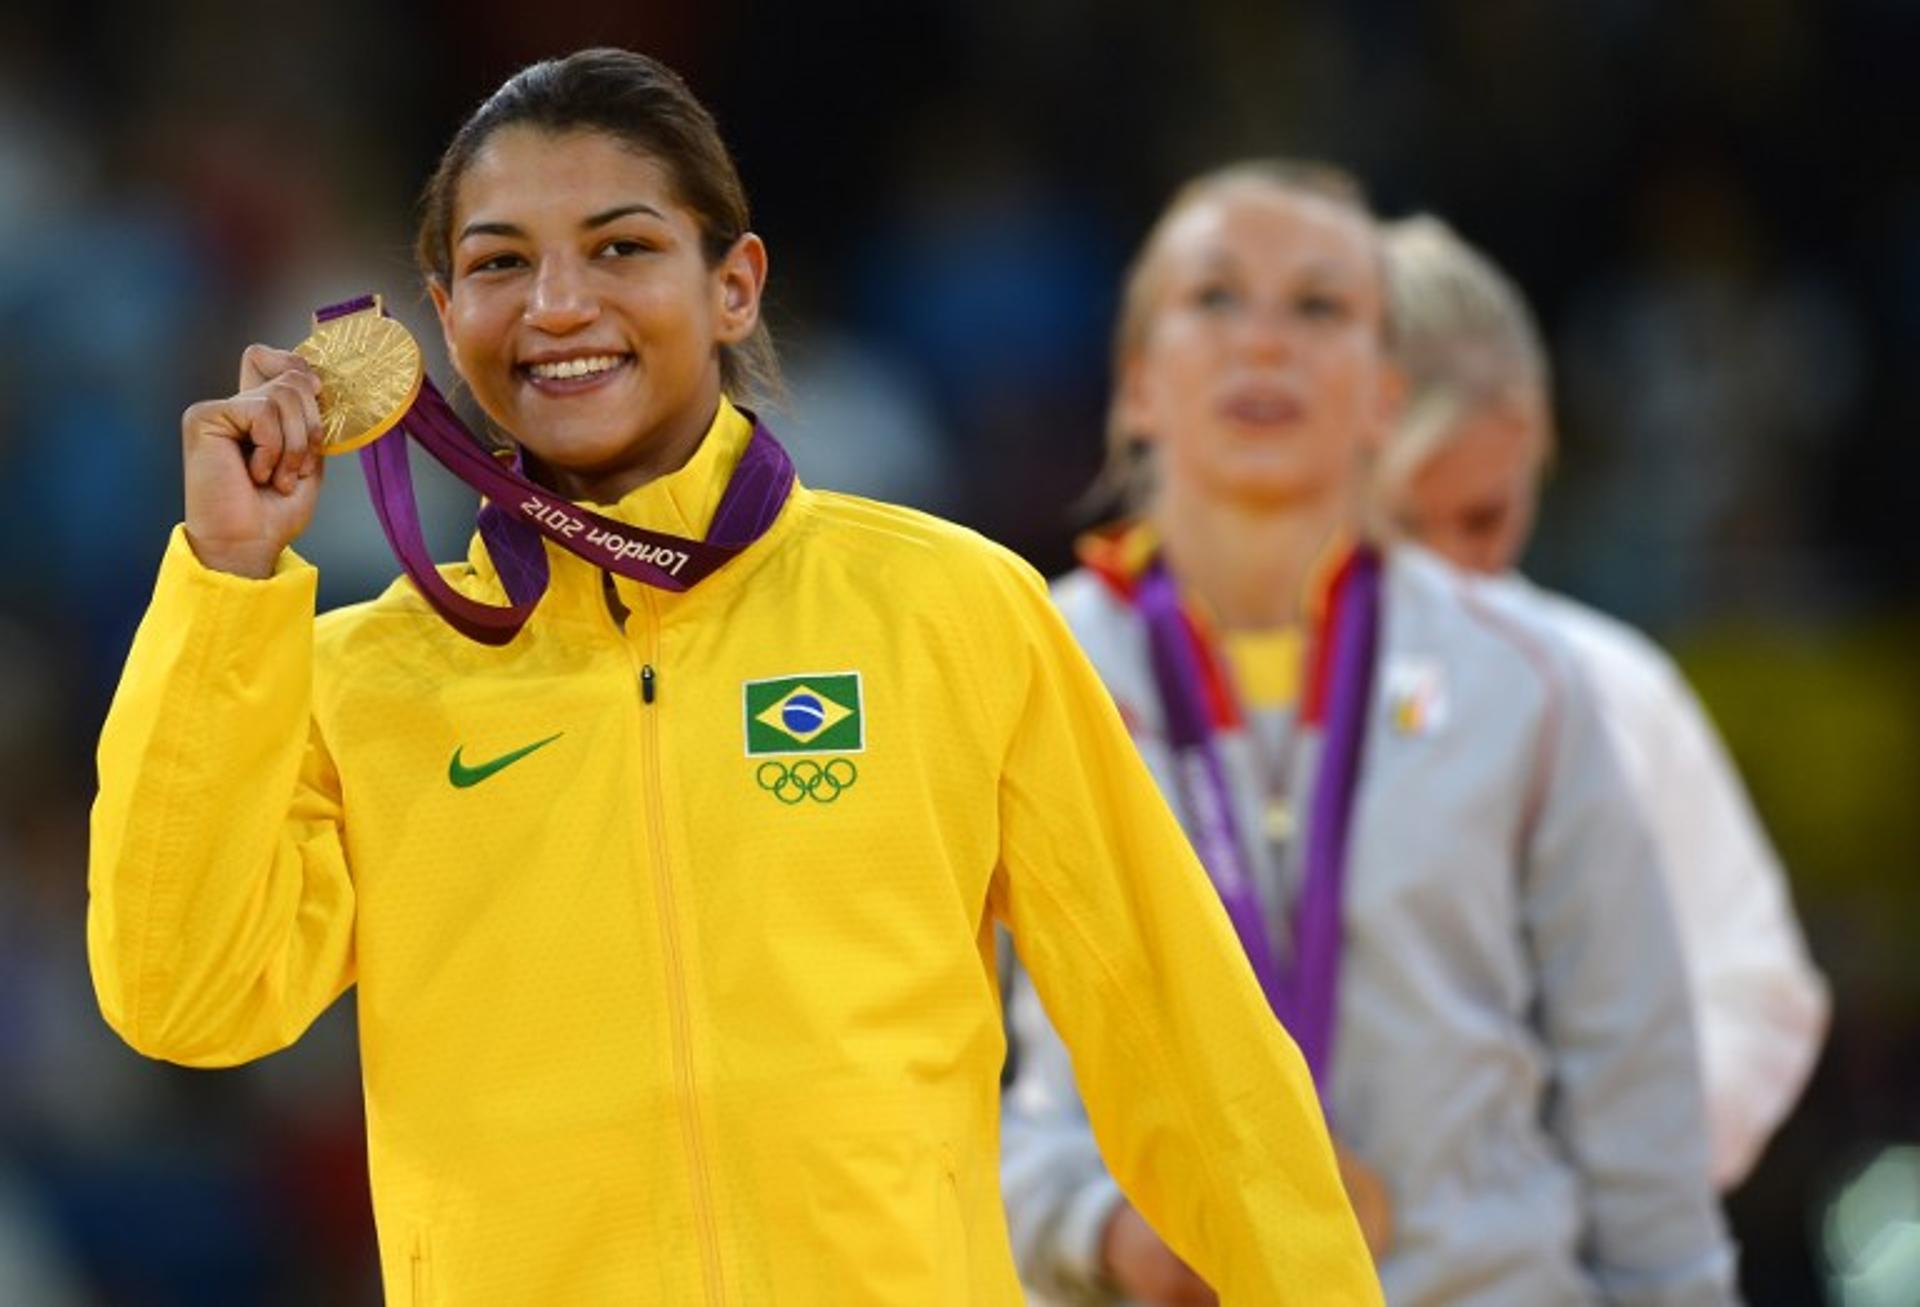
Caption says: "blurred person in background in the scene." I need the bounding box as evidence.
[86,48,1379,1305]
[1372,214,1829,1190]
[1001,161,1736,1305]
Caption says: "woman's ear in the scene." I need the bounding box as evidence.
[428,278,459,371]
[1114,350,1157,447]
[714,233,768,344]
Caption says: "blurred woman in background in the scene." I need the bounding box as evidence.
[1373,214,1829,1191]
[1001,162,1737,1305]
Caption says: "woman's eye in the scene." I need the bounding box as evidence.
[1193,284,1239,312]
[1298,292,1350,320]
[597,238,653,259]
[465,252,525,276]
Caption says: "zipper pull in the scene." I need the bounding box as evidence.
[641,663,657,704]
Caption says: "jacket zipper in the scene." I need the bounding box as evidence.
[628,590,727,1307]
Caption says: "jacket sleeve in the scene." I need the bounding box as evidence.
[1521,651,1739,1305]
[1623,663,1828,1189]
[88,526,356,1068]
[984,556,1380,1306]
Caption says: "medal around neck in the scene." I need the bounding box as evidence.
[1135,549,1382,1092]
[296,294,796,646]
[293,296,424,453]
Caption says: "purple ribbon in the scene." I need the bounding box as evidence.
[316,295,795,644]
[1135,548,1381,1090]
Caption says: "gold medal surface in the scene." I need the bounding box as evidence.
[1263,798,1296,845]
[293,296,424,454]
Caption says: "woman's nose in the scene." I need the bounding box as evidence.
[1236,305,1296,363]
[523,257,600,333]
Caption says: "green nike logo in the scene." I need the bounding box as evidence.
[448,733,563,788]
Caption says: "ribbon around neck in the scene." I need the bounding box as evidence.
[314,295,795,645]
[1135,547,1382,1090]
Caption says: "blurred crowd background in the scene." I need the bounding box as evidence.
[1,1,1916,1303]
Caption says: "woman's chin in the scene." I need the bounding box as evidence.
[512,410,642,466]
[513,434,635,489]
[519,435,614,468]
[1195,461,1347,512]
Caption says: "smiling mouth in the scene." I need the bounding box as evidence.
[1220,392,1304,425]
[519,353,634,391]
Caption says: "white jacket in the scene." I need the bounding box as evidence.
[1512,580,1828,1188]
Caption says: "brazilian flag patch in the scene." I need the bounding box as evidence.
[744,673,864,755]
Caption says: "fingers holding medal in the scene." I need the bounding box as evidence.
[181,297,423,579]
[180,346,330,579]
[236,345,325,490]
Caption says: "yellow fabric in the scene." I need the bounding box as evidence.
[1222,627,1305,711]
[89,398,1379,1305]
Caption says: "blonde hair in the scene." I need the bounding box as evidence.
[1379,214,1551,488]
[1086,159,1376,520]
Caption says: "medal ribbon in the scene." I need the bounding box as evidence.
[1135,546,1382,1089]
[315,296,795,645]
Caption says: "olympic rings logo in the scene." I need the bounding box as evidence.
[754,758,859,804]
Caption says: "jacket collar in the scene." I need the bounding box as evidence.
[463,396,764,628]
[1077,519,1354,629]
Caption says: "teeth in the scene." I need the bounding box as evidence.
[528,355,625,381]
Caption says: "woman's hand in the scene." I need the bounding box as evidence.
[181,344,327,578]
[1335,1141,1395,1259]
[1101,1201,1218,1306]
[1097,1144,1390,1304]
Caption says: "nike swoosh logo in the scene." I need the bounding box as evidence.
[448,733,563,788]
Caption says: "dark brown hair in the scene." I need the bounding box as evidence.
[415,48,780,405]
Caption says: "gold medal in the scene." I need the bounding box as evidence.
[293,296,424,454]
[1263,798,1296,845]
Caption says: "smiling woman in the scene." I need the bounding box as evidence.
[410,55,777,504]
[430,130,763,500]
[412,50,780,411]
[84,47,1381,1307]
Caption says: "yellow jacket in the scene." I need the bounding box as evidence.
[89,399,1379,1305]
